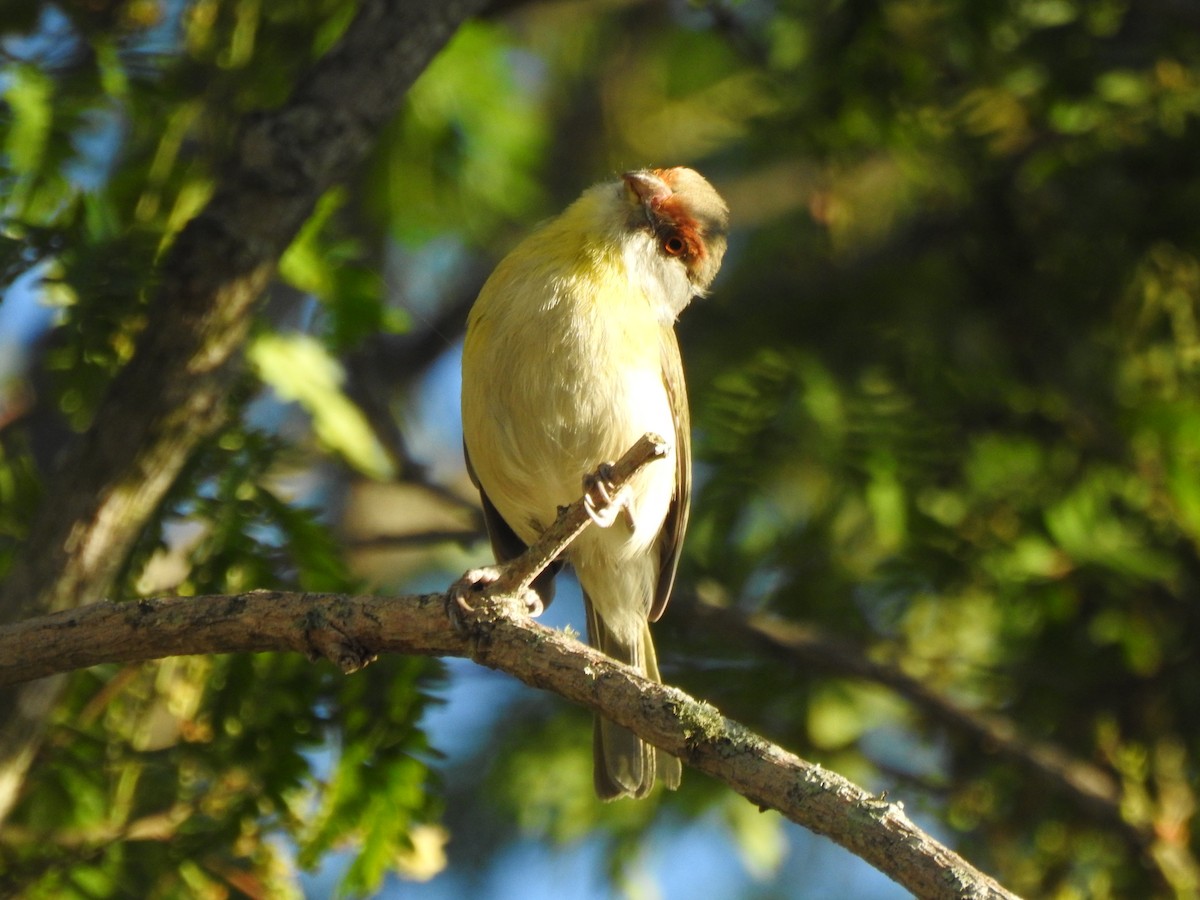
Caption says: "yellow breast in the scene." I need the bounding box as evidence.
[461,206,674,545]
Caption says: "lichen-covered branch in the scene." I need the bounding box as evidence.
[0,588,1018,900]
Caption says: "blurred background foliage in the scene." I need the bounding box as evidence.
[2,0,1200,897]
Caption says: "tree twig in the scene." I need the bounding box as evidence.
[486,432,669,599]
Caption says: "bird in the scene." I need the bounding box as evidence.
[460,166,729,799]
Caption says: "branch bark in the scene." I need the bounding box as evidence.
[0,0,489,823]
[0,600,1018,900]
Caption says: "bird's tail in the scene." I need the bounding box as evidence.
[585,598,682,800]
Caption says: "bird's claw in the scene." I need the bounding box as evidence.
[583,462,634,530]
[446,566,499,632]
[521,591,545,617]
[446,566,543,634]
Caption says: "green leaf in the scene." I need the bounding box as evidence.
[248,331,393,479]
[3,64,53,177]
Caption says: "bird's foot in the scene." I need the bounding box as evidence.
[583,462,635,530]
[446,566,544,634]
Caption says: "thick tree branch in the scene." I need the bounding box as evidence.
[0,0,489,823]
[0,610,1017,900]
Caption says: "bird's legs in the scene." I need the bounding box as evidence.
[583,462,636,531]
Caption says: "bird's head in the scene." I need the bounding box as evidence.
[571,166,729,321]
[620,167,729,296]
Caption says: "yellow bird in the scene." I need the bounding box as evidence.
[461,167,729,799]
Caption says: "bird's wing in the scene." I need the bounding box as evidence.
[650,330,691,622]
[464,440,561,608]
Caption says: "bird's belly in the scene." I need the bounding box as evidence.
[469,359,674,553]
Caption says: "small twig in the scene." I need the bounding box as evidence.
[484,432,669,599]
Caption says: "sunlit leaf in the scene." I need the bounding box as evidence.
[248,331,393,479]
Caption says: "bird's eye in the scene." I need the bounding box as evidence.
[662,234,687,257]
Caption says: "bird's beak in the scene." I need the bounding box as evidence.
[622,170,671,207]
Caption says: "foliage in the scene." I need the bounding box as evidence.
[0,3,442,896]
[3,0,1200,898]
